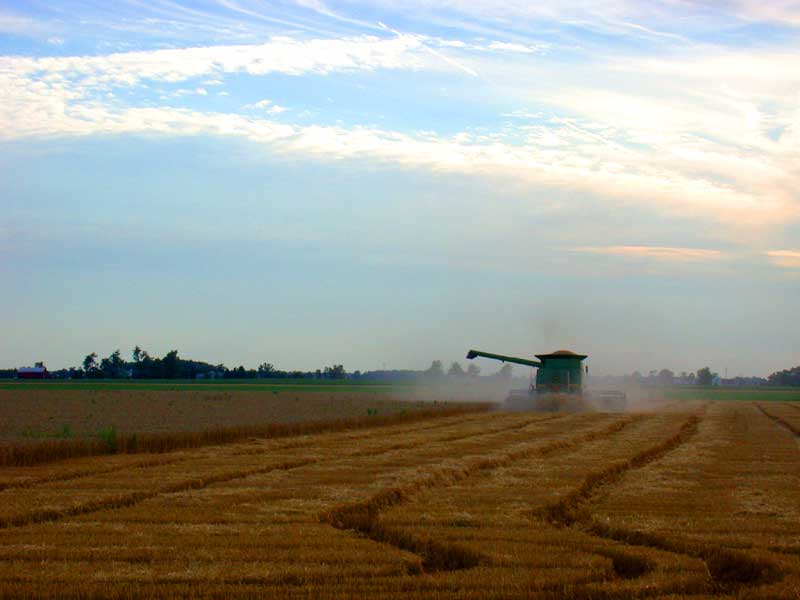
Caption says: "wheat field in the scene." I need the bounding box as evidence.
[0,401,798,598]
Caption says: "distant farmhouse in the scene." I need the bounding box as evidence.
[17,362,48,379]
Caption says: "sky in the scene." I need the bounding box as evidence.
[1,0,799,377]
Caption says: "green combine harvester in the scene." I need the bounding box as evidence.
[466,348,626,411]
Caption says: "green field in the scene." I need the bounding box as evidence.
[662,385,800,402]
[3,380,799,402]
[0,379,410,393]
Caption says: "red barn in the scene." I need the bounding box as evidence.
[18,366,48,379]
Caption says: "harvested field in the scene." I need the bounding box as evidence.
[0,400,799,598]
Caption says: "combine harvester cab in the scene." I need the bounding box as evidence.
[466,348,626,412]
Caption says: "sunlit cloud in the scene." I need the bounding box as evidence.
[243,99,275,110]
[765,250,800,268]
[735,0,800,26]
[243,99,291,114]
[1,87,781,225]
[2,34,430,89]
[2,6,799,234]
[572,246,728,262]
[0,48,794,228]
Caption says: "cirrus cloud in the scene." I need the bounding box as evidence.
[572,246,728,262]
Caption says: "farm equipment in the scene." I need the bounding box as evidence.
[466,349,626,411]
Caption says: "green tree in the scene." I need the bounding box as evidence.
[466,363,481,378]
[657,369,674,385]
[132,346,142,363]
[696,366,713,386]
[323,365,346,380]
[100,349,125,378]
[82,352,98,374]
[448,362,465,378]
[426,360,444,379]
[768,365,800,386]
[162,350,180,379]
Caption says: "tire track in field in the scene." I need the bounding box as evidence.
[535,410,782,593]
[0,411,510,493]
[321,415,642,574]
[0,458,317,530]
[347,414,565,458]
[756,404,800,437]
[228,410,509,457]
[0,455,187,493]
[0,413,567,530]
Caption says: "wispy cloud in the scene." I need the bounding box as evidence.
[572,246,728,262]
[2,7,799,235]
[243,99,274,110]
[765,250,800,268]
[173,87,208,97]
[0,84,781,226]
[243,99,289,114]
[734,0,800,26]
[486,41,546,54]
[2,34,430,89]
[0,11,48,36]
[355,0,800,40]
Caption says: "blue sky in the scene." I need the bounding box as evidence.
[1,0,799,376]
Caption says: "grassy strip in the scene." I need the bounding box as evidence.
[0,404,491,468]
[538,413,781,588]
[322,415,640,574]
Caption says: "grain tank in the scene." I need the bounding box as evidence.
[466,349,586,393]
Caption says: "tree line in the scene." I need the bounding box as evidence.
[4,351,800,386]
[45,347,350,380]
[9,352,514,382]
[599,367,771,387]
[767,365,800,387]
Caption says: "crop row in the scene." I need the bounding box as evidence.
[0,403,491,467]
[2,403,798,599]
[0,411,564,532]
[322,415,641,573]
[0,410,511,492]
[583,402,800,599]
[538,410,783,591]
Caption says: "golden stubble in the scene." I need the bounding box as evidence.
[0,398,798,598]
